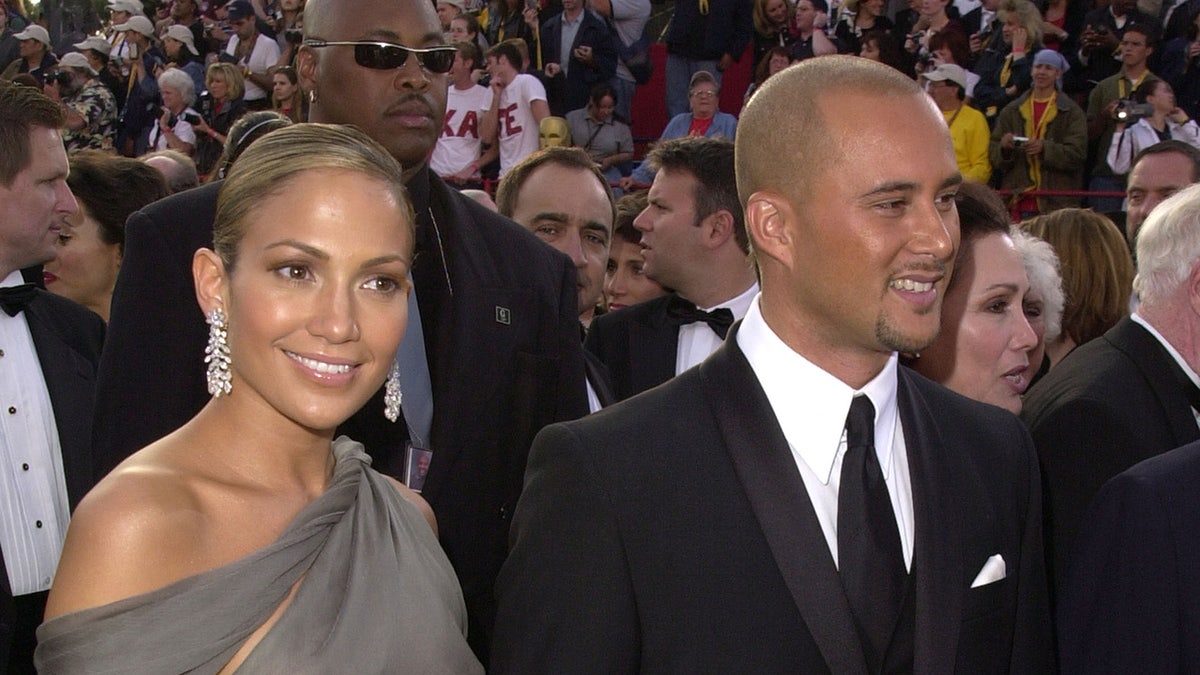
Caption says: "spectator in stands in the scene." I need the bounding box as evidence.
[449,13,489,57]
[1038,0,1083,53]
[192,62,246,177]
[1086,23,1159,213]
[0,0,30,69]
[567,82,634,188]
[1160,12,1200,119]
[909,182,1039,414]
[272,0,305,66]
[485,40,549,176]
[753,0,795,69]
[106,0,144,68]
[833,0,891,56]
[113,14,166,157]
[972,0,1042,124]
[271,64,303,122]
[904,0,966,65]
[2,24,55,85]
[438,0,464,35]
[1021,208,1134,369]
[162,23,206,97]
[148,67,201,155]
[925,63,992,183]
[927,27,978,99]
[1107,80,1200,175]
[605,190,667,312]
[1012,227,1065,384]
[589,0,649,125]
[790,0,837,62]
[485,0,537,57]
[45,52,119,153]
[46,151,169,322]
[433,40,497,188]
[858,28,907,72]
[1075,0,1158,91]
[73,35,124,111]
[1124,140,1200,245]
[961,0,1002,64]
[663,0,752,118]
[539,0,618,115]
[624,70,737,189]
[991,49,1087,217]
[223,0,280,110]
[160,0,208,62]
[142,148,200,193]
[744,45,790,102]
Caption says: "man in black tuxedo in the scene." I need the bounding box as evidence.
[0,83,105,673]
[90,0,586,661]
[497,146,618,411]
[1058,435,1200,672]
[493,56,1053,673]
[585,137,759,401]
[1023,179,1200,597]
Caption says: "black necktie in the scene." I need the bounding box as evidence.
[838,395,905,673]
[0,284,36,317]
[666,295,733,339]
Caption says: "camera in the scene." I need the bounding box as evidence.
[285,28,303,44]
[182,111,203,125]
[1012,136,1029,147]
[47,70,73,88]
[1113,100,1154,122]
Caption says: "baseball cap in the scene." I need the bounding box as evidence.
[107,0,145,16]
[74,35,113,54]
[164,24,199,55]
[440,0,466,9]
[226,0,255,21]
[924,63,968,90]
[13,25,51,48]
[114,15,155,37]
[58,52,98,75]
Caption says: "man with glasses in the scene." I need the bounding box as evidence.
[222,0,279,110]
[93,0,588,664]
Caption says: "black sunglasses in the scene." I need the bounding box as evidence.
[303,39,456,74]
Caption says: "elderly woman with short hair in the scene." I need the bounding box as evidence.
[148,67,201,155]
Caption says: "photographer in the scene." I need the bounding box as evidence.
[272,0,304,67]
[1107,80,1200,174]
[147,67,201,156]
[44,53,119,153]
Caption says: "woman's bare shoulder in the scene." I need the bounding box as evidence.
[383,476,438,536]
[45,441,209,619]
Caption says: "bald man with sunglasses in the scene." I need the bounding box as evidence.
[91,0,588,662]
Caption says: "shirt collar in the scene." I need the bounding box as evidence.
[737,294,899,485]
[1,270,25,289]
[1132,312,1200,392]
[697,281,759,318]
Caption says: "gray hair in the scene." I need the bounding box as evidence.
[157,67,196,107]
[1133,183,1200,306]
[1011,227,1065,343]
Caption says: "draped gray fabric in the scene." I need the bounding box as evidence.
[35,437,482,674]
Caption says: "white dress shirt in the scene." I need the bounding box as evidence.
[675,282,759,375]
[1132,312,1200,429]
[737,293,915,569]
[0,271,71,595]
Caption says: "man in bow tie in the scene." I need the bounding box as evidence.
[0,82,105,672]
[493,56,1052,673]
[585,136,758,402]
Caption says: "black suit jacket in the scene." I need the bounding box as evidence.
[583,349,616,408]
[1021,317,1200,596]
[0,290,103,666]
[1057,439,1200,673]
[91,168,587,660]
[539,9,618,116]
[584,294,677,401]
[494,329,1053,673]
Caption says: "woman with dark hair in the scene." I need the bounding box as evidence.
[926,28,978,99]
[485,0,538,59]
[209,110,293,181]
[752,0,795,70]
[1107,80,1200,175]
[858,29,907,73]
[272,65,304,122]
[605,191,667,312]
[834,0,892,55]
[192,62,248,177]
[745,46,791,102]
[566,82,634,187]
[44,151,170,322]
[908,183,1041,413]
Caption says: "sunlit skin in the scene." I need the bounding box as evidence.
[0,126,77,276]
[207,75,230,103]
[605,235,667,311]
[635,168,711,291]
[914,233,1037,413]
[511,164,612,316]
[43,203,122,321]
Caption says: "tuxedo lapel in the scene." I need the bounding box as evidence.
[698,331,868,675]
[629,296,679,395]
[897,368,964,672]
[1108,318,1200,447]
[583,350,617,408]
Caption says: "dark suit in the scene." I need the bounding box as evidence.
[494,329,1053,673]
[539,9,618,116]
[1057,439,1200,673]
[583,349,616,408]
[584,294,677,401]
[1021,317,1200,595]
[0,290,103,670]
[91,167,587,660]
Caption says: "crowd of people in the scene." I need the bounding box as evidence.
[4,0,1200,671]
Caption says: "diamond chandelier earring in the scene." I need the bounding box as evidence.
[205,307,233,397]
[383,358,402,422]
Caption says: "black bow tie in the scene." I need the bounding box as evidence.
[666,295,734,339]
[0,284,36,317]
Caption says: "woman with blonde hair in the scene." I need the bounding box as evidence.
[193,62,247,177]
[35,124,482,673]
[973,0,1043,121]
[1021,208,1135,369]
[752,0,795,70]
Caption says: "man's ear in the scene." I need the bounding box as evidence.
[296,44,317,95]
[193,247,228,317]
[744,192,793,268]
[700,209,736,250]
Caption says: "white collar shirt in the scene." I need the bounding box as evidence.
[1132,312,1200,428]
[675,282,759,375]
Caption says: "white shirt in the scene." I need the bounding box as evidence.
[1132,312,1200,428]
[225,33,282,101]
[431,83,494,178]
[489,73,547,175]
[675,282,758,375]
[0,271,71,595]
[737,294,915,569]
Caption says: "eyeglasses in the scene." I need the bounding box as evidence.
[303,39,456,74]
[690,90,717,99]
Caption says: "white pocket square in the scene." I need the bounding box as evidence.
[970,554,1006,588]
